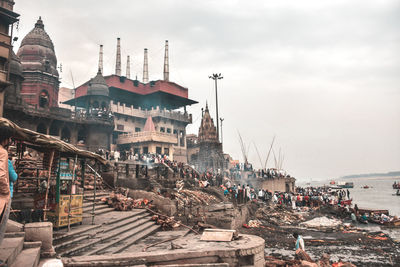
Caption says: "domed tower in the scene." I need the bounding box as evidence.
[4,50,24,104]
[197,103,225,172]
[86,69,110,112]
[17,17,59,108]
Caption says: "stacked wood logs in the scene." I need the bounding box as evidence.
[101,192,151,211]
[151,214,181,230]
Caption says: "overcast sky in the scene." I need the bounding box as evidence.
[13,0,400,181]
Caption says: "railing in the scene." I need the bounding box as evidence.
[110,104,192,123]
[117,131,178,144]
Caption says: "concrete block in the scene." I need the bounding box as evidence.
[6,220,23,233]
[24,222,53,251]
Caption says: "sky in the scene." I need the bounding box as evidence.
[13,0,400,181]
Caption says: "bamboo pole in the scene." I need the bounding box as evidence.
[43,150,55,221]
[67,154,78,232]
[263,136,275,169]
[253,142,264,170]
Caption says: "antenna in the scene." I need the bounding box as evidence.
[70,70,77,115]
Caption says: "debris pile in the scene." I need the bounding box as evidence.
[101,192,151,211]
[264,253,357,267]
[243,219,262,228]
[255,204,305,226]
[171,189,219,208]
[300,216,341,230]
[151,214,181,230]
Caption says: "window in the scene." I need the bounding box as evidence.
[39,90,50,108]
[135,127,141,132]
[143,147,148,154]
[173,129,177,134]
[117,124,124,131]
[156,147,162,154]
[167,128,171,133]
[160,127,165,133]
[164,148,169,156]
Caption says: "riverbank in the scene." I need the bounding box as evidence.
[240,202,400,266]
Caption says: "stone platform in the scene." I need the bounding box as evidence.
[62,233,265,266]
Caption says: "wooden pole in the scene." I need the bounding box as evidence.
[264,136,275,169]
[43,150,55,221]
[253,142,264,170]
[67,154,78,232]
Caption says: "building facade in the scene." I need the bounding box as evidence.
[0,0,19,117]
[65,41,197,162]
[3,17,113,152]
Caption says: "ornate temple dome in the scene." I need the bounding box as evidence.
[198,103,218,143]
[9,50,23,77]
[87,69,109,96]
[17,17,58,76]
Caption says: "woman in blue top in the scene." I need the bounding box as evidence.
[8,160,17,198]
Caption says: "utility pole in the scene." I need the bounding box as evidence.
[220,117,224,150]
[209,73,223,141]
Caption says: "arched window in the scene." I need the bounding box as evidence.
[37,123,47,134]
[39,90,50,108]
[61,127,71,143]
[92,101,99,108]
[49,122,59,136]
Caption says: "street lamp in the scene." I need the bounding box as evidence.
[209,73,223,142]
[220,117,224,150]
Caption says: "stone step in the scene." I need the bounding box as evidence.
[53,225,101,242]
[10,247,41,267]
[82,207,115,217]
[56,211,148,251]
[0,236,24,266]
[86,221,159,255]
[84,190,110,196]
[61,216,153,256]
[83,203,110,213]
[108,224,161,254]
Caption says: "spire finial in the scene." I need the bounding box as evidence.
[126,55,131,79]
[115,38,121,76]
[143,48,149,83]
[163,40,169,81]
[35,16,44,29]
[98,44,103,74]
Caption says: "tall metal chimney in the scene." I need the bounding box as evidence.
[163,40,169,81]
[143,48,149,83]
[126,55,131,79]
[115,38,121,76]
[98,44,104,73]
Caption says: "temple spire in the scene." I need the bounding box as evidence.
[115,38,121,76]
[126,55,131,79]
[98,44,103,74]
[143,48,149,83]
[163,40,169,81]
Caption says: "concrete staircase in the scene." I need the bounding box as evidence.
[55,193,160,257]
[0,232,41,267]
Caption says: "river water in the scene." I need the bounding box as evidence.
[300,176,400,216]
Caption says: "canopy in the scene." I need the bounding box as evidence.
[0,117,108,165]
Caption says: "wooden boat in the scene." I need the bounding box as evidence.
[357,208,389,216]
[340,199,352,206]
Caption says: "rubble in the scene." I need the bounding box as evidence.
[101,192,151,211]
[255,204,305,226]
[151,214,181,230]
[171,189,219,208]
[300,216,342,230]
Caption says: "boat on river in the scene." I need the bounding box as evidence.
[337,182,354,188]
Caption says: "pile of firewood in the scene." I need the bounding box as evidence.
[172,189,218,208]
[151,214,181,230]
[101,192,151,211]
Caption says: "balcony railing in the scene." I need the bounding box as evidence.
[117,131,178,145]
[110,104,192,123]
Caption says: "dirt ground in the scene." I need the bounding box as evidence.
[239,202,400,266]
